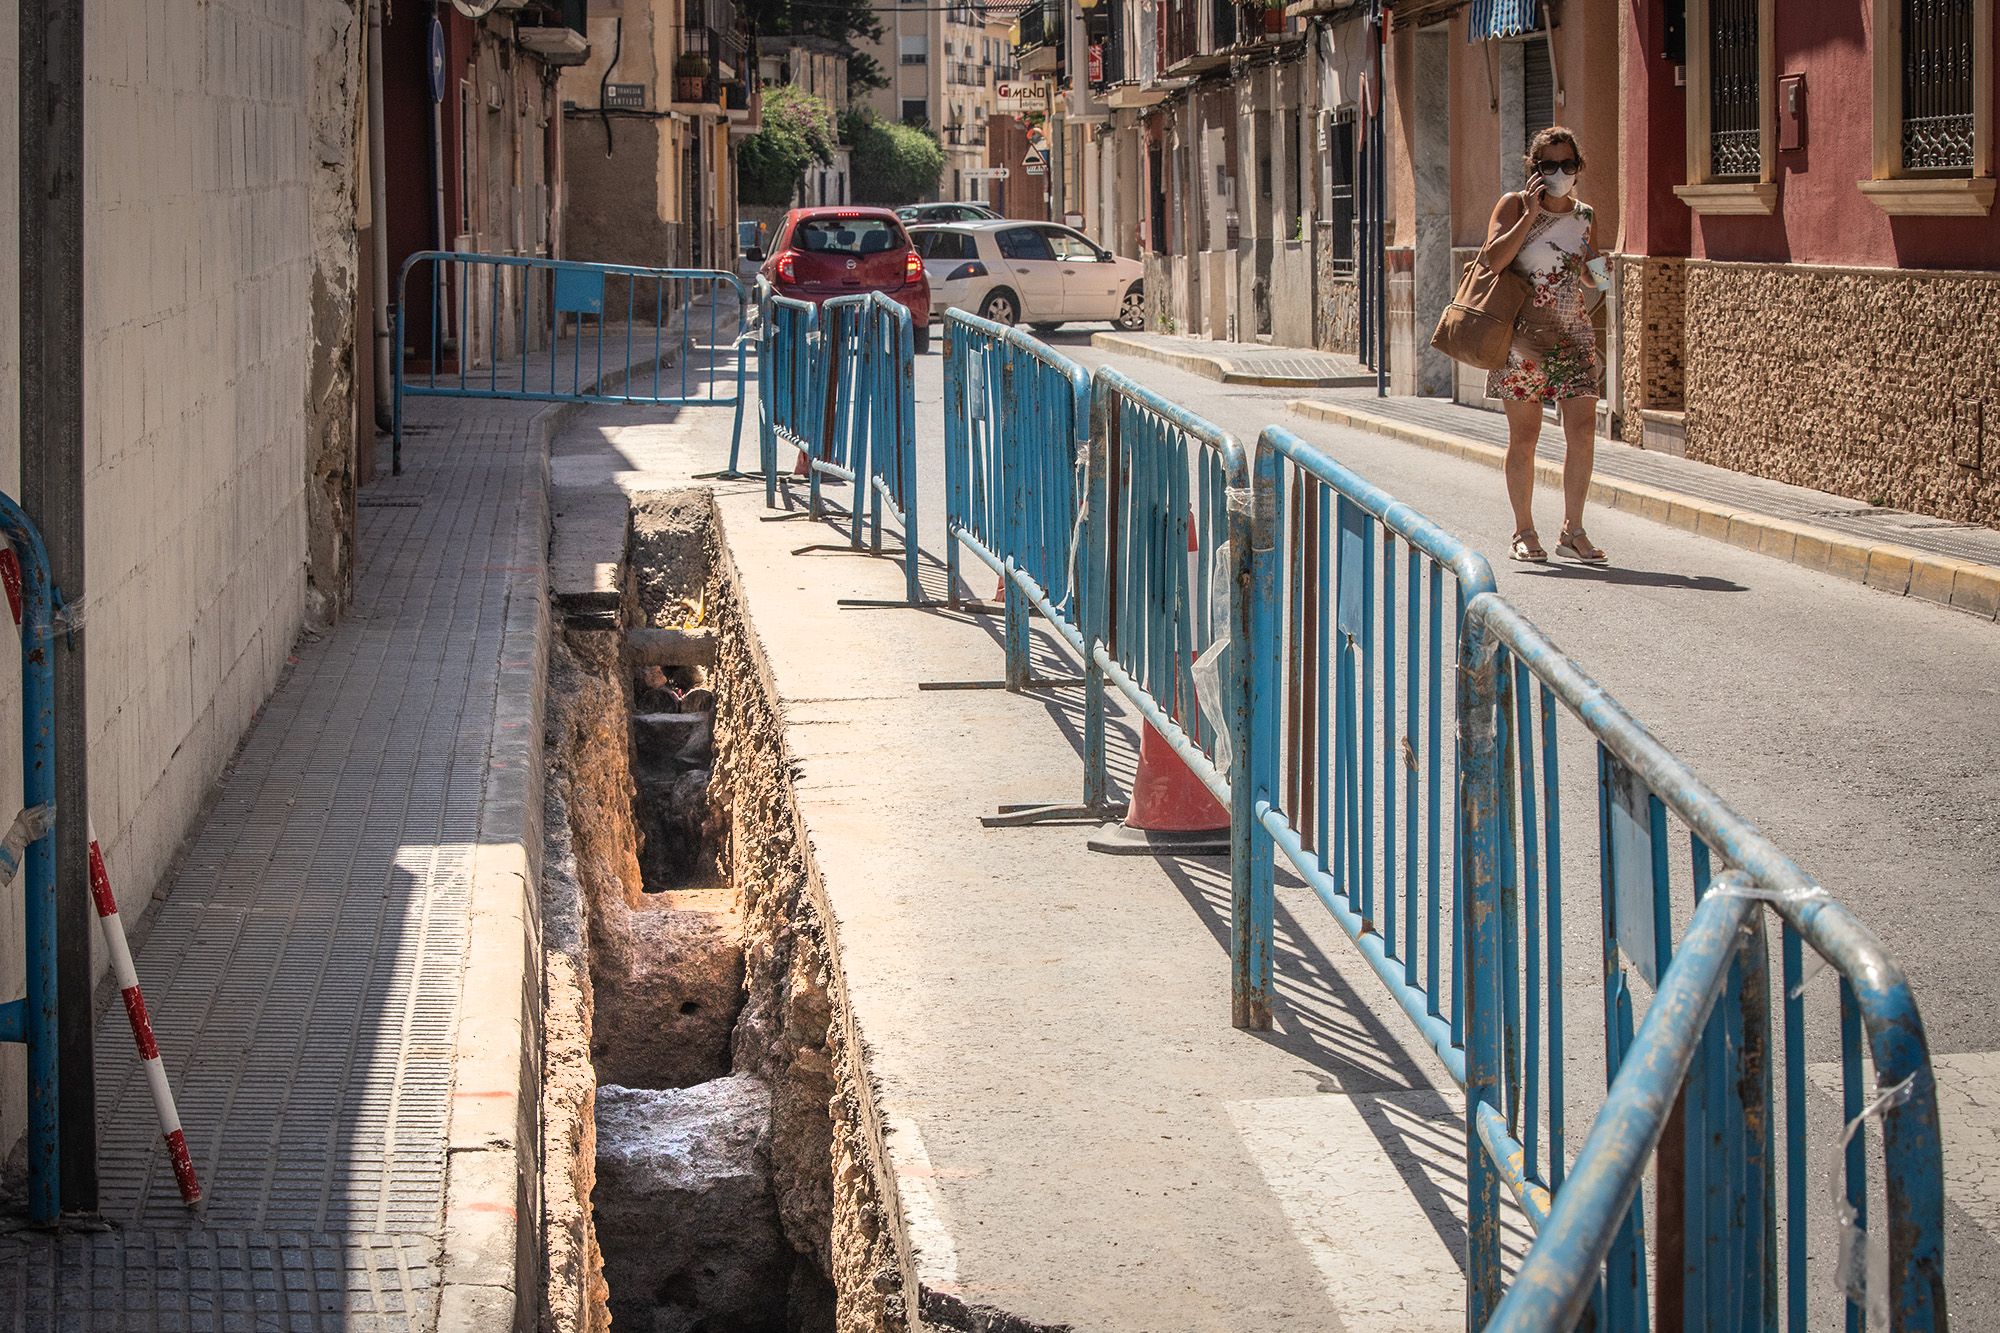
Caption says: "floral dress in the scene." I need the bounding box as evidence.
[1485,200,1601,403]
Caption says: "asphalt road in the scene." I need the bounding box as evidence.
[892,321,2000,1315]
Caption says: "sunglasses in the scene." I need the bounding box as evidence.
[1534,158,1579,174]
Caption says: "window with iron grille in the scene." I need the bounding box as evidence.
[1902,0,1975,171]
[1707,0,1761,179]
[1327,111,1355,275]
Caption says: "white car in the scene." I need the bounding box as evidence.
[910,221,1147,333]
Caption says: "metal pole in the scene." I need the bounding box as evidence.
[19,0,96,1215]
[367,0,395,430]
[1371,0,1387,397]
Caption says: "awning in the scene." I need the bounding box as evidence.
[1466,0,1539,40]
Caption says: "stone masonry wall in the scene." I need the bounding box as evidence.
[1683,260,2000,525]
[1618,256,1686,446]
[0,0,356,1157]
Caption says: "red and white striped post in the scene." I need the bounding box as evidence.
[87,822,201,1207]
[0,545,201,1207]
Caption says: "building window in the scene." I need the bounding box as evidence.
[1863,0,1994,213]
[1707,0,1762,178]
[1326,111,1354,274]
[901,98,928,126]
[1904,0,1975,170]
[1675,0,1777,212]
[900,35,928,63]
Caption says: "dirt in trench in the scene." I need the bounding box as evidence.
[542,489,907,1333]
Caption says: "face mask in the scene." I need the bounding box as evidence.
[1542,168,1577,198]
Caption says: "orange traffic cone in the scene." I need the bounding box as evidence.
[792,447,811,478]
[1088,719,1232,856]
[1088,514,1231,855]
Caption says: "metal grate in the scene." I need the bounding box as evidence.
[1328,112,1356,276]
[1902,0,1975,171]
[1708,0,1761,179]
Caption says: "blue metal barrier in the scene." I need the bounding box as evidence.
[1090,369,1270,1026]
[1245,424,1499,1068]
[1457,592,1946,1331]
[812,292,921,603]
[759,295,822,507]
[941,310,1091,690]
[392,251,748,474]
[0,493,59,1224]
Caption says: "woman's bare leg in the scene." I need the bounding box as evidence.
[1558,396,1599,529]
[1503,398,1544,535]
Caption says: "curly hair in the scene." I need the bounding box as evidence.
[1522,126,1586,180]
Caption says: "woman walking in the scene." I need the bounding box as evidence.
[1480,126,1609,564]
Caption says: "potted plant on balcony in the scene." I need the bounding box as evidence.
[675,51,711,103]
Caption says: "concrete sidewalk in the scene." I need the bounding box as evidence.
[1093,331,1374,388]
[0,312,735,1327]
[1086,331,2000,618]
[1290,392,2000,621]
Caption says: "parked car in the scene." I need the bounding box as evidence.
[896,201,1002,225]
[758,207,932,353]
[735,219,766,289]
[910,221,1146,333]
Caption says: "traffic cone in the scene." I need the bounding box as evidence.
[1088,719,1232,856]
[1088,514,1231,855]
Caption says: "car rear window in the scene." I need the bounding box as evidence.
[996,227,1055,262]
[915,230,976,261]
[792,217,905,256]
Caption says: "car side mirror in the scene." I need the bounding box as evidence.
[746,246,764,261]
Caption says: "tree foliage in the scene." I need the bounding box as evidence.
[846,112,945,207]
[738,85,839,208]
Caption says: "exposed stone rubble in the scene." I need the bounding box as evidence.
[595,1077,795,1332]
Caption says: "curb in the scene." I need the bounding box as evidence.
[1286,397,2000,624]
[1092,332,1376,389]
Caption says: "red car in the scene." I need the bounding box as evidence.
[756,207,933,353]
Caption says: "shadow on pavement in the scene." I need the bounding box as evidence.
[1518,562,1749,593]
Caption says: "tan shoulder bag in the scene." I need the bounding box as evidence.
[1429,195,1533,371]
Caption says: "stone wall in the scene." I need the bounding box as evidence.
[1683,260,2000,525]
[1618,255,1685,445]
[0,0,358,1157]
[1313,223,1357,354]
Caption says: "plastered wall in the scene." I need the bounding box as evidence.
[0,0,359,1159]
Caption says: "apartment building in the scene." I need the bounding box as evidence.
[563,0,757,272]
[862,1,1013,202]
[760,35,855,207]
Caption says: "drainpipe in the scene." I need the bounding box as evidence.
[19,0,96,1215]
[367,0,395,430]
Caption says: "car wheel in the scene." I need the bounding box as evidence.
[913,325,932,355]
[978,289,1019,326]
[1118,285,1146,332]
[1029,321,1063,335]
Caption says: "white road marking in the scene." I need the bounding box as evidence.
[885,1115,960,1290]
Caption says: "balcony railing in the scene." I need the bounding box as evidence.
[1016,0,1061,59]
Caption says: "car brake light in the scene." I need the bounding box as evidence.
[776,252,796,284]
[905,250,924,285]
[945,261,987,282]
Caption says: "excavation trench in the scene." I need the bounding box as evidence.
[540,491,908,1333]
